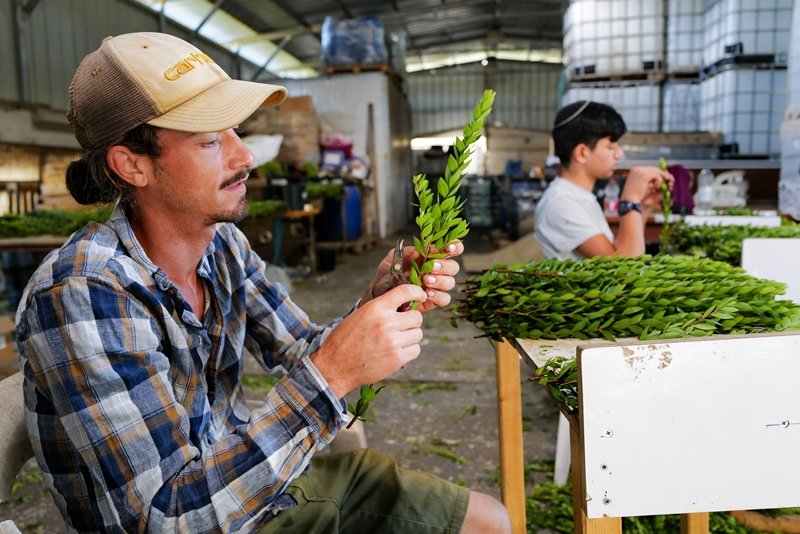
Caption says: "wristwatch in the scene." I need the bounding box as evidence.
[618,200,643,216]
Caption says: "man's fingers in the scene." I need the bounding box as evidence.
[382,283,427,308]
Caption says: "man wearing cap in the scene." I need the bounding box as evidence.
[15,33,510,533]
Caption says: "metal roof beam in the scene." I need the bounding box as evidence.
[250,34,293,81]
[189,0,228,42]
[225,23,322,47]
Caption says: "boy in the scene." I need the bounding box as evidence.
[535,101,673,259]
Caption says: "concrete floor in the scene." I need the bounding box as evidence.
[0,230,560,532]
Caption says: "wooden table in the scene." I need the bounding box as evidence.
[0,235,66,252]
[273,208,321,275]
[605,215,662,245]
[494,333,800,533]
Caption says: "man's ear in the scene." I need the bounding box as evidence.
[571,143,589,165]
[107,146,149,187]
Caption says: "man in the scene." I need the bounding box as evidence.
[534,100,673,259]
[16,32,510,533]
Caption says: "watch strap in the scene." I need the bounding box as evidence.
[618,200,643,216]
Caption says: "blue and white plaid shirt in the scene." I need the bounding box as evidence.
[16,207,347,533]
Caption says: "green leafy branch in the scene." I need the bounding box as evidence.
[346,90,495,427]
[346,384,383,429]
[409,89,496,307]
[658,156,673,253]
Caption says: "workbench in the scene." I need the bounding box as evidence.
[494,333,800,533]
[271,207,321,276]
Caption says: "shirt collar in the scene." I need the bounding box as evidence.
[105,205,218,291]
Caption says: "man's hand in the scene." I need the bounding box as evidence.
[621,166,674,212]
[362,241,464,311]
[312,284,428,398]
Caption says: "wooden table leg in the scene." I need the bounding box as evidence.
[569,424,621,534]
[681,513,709,533]
[495,339,527,534]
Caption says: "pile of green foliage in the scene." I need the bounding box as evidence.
[247,199,287,219]
[455,254,800,342]
[455,254,800,414]
[305,181,344,200]
[663,219,800,265]
[0,206,113,239]
[258,160,287,178]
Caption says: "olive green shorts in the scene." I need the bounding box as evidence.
[257,448,470,534]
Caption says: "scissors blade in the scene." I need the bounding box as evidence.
[390,238,406,284]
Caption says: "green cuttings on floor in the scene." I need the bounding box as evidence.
[454,254,800,342]
[525,461,793,533]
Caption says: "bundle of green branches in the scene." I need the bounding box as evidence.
[0,206,113,239]
[347,89,496,427]
[454,254,800,342]
[664,219,800,265]
[246,199,287,219]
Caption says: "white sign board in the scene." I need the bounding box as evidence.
[682,215,782,227]
[579,333,800,518]
[742,238,800,304]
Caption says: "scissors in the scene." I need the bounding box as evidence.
[372,238,411,310]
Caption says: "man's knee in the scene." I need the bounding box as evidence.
[462,490,512,534]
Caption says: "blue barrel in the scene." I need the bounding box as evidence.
[342,184,362,241]
[317,185,362,242]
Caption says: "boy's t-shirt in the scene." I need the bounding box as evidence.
[534,177,614,260]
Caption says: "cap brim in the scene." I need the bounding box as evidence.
[146,79,287,133]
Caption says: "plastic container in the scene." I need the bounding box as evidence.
[563,0,665,78]
[695,168,715,214]
[317,185,362,242]
[779,120,800,219]
[604,178,620,214]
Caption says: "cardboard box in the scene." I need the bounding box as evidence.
[241,96,321,166]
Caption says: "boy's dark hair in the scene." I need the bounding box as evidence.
[551,101,627,167]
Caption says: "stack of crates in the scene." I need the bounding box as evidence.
[778,1,800,218]
[463,175,495,229]
[561,0,790,155]
[698,0,792,157]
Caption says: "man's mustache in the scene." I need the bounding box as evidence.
[220,171,249,190]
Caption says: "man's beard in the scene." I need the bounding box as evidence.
[209,170,249,224]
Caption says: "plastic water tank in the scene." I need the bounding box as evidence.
[779,120,800,219]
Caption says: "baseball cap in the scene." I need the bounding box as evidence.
[67,32,288,150]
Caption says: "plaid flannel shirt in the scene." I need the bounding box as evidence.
[16,207,347,533]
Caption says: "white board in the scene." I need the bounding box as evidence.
[682,215,782,227]
[579,333,800,518]
[742,238,800,304]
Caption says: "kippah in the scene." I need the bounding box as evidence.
[553,101,591,129]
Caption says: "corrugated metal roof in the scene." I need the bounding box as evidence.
[130,0,564,77]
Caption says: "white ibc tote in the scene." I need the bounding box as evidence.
[779,0,800,218]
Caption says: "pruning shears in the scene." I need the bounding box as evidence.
[372,239,411,310]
